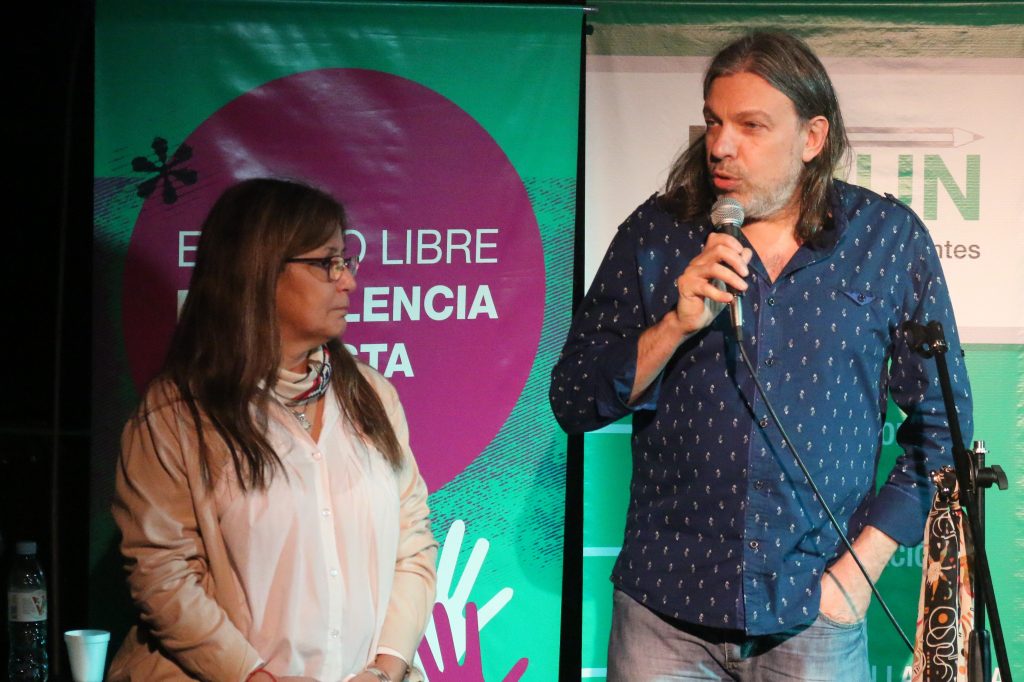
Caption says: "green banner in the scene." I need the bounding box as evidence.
[95,1,582,678]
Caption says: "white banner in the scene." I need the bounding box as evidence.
[586,55,1024,344]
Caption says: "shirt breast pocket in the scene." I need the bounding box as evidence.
[828,288,893,348]
[841,289,875,306]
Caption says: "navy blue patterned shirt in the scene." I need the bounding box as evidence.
[550,181,972,635]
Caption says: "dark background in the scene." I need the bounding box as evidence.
[2,1,96,677]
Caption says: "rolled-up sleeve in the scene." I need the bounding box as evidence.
[867,214,973,546]
[549,199,666,433]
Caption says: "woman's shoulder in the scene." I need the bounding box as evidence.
[118,380,202,470]
[134,378,190,419]
[124,379,206,443]
[353,359,399,405]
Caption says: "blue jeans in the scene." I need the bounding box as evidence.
[607,589,870,681]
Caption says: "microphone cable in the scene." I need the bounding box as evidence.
[709,196,911,650]
[732,302,914,653]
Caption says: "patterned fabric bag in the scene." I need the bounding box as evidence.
[912,466,974,681]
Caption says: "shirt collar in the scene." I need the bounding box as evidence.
[803,179,850,255]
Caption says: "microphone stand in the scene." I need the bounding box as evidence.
[902,320,1012,682]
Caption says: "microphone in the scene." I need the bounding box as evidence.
[710,197,746,340]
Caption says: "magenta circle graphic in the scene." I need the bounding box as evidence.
[122,69,545,491]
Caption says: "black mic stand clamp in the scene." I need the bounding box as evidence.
[902,320,1013,682]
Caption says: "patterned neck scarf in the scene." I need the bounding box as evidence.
[273,345,333,407]
[912,465,974,682]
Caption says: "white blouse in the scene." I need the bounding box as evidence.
[213,388,408,681]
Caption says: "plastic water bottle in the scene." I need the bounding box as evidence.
[7,541,48,681]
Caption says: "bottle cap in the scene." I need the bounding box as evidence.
[14,541,37,555]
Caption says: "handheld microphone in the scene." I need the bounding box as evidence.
[710,197,746,339]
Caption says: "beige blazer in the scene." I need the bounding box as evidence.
[108,365,437,681]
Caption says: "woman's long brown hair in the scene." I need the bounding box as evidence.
[147,177,401,490]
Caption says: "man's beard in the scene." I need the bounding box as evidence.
[743,166,803,221]
[710,154,806,221]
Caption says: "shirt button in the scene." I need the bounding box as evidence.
[312,451,323,460]
[749,540,759,551]
[759,416,769,428]
[764,358,775,367]
[857,293,866,302]
[754,480,765,490]
[330,568,339,577]
[330,629,340,638]
[321,508,331,517]
[767,297,776,306]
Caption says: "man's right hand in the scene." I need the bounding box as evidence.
[673,231,751,335]
[629,231,751,403]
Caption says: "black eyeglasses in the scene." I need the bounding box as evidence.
[285,254,360,282]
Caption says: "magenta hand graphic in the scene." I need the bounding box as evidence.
[417,602,528,682]
[417,520,513,670]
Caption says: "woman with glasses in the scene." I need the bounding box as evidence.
[108,178,437,682]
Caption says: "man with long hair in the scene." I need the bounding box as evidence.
[551,32,971,679]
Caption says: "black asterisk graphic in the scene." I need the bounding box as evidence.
[131,137,198,204]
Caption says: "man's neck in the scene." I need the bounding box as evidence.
[742,210,801,283]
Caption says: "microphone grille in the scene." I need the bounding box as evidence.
[711,198,745,228]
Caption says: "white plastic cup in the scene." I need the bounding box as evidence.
[64,629,111,682]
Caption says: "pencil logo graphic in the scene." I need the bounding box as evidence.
[687,126,983,149]
[847,127,983,149]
